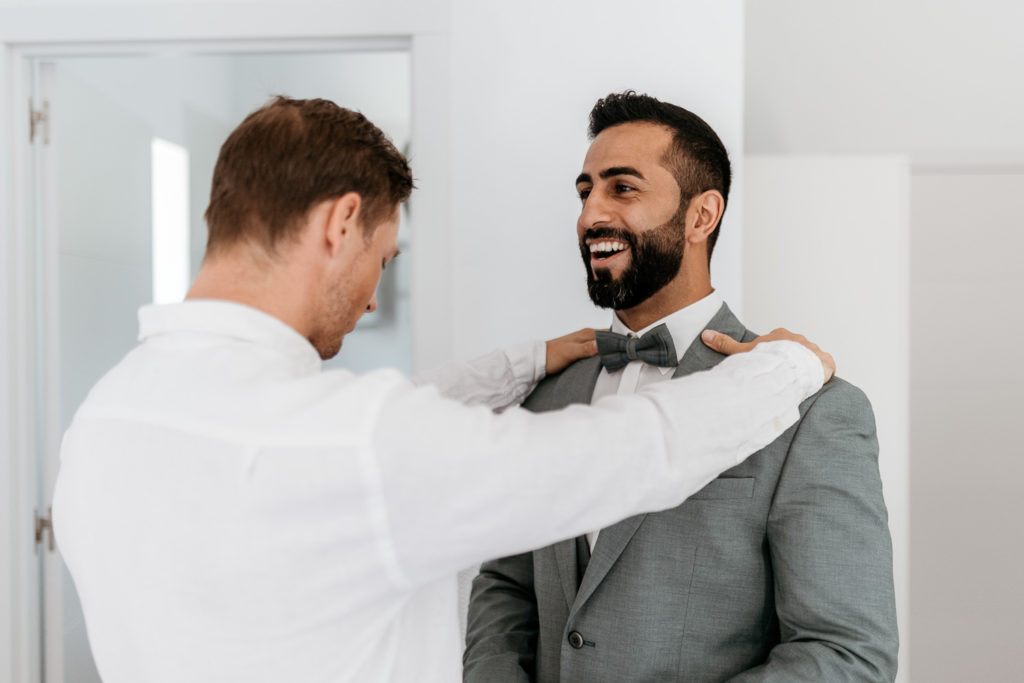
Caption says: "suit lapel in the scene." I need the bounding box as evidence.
[673,303,746,379]
[527,355,603,609]
[570,304,747,615]
[559,355,603,406]
[552,541,580,612]
[573,514,646,610]
[526,355,603,412]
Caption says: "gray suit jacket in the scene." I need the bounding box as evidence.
[464,304,898,682]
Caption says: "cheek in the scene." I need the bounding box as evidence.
[363,264,382,297]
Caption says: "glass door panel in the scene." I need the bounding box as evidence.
[33,48,411,682]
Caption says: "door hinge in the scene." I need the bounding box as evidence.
[29,99,50,145]
[34,507,55,553]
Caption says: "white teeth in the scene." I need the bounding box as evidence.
[589,240,628,254]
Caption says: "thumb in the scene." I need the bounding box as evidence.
[701,329,748,356]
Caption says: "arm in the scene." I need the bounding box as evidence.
[726,382,899,682]
[371,339,824,586]
[463,553,537,683]
[412,341,547,411]
[412,330,597,411]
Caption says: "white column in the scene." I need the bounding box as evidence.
[744,155,911,683]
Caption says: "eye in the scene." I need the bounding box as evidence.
[614,183,636,194]
[577,188,591,202]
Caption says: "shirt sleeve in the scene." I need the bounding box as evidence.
[371,340,824,587]
[410,341,546,411]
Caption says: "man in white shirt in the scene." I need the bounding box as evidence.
[464,92,898,682]
[52,96,833,683]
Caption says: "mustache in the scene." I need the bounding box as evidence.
[580,227,637,249]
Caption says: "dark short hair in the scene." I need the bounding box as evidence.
[204,96,413,255]
[588,91,731,260]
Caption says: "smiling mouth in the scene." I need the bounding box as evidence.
[588,239,630,263]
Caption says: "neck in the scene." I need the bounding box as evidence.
[186,246,317,340]
[615,258,712,331]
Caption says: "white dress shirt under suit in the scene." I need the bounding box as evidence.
[585,290,723,550]
[52,299,822,683]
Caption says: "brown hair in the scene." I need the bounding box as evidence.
[204,96,413,255]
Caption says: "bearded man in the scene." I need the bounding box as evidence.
[464,92,899,682]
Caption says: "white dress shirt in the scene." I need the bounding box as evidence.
[52,299,822,683]
[412,340,546,411]
[587,290,723,550]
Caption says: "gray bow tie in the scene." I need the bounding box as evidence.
[595,323,677,372]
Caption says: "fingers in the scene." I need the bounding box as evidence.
[545,328,598,375]
[575,328,598,356]
[720,327,839,385]
[700,329,751,356]
[763,329,836,382]
[704,327,837,383]
[820,351,836,382]
[560,329,598,355]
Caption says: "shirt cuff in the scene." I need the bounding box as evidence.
[531,340,547,382]
[758,339,826,400]
[505,340,546,385]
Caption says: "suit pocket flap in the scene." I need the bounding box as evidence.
[690,476,755,500]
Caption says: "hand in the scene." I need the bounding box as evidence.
[545,328,598,375]
[701,328,836,382]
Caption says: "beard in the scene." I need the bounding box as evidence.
[308,274,352,360]
[579,208,687,310]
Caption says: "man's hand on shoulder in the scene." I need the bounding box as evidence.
[701,327,836,383]
[545,328,598,375]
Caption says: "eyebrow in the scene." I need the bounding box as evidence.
[575,166,647,186]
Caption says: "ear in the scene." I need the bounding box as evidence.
[323,192,363,258]
[686,190,725,245]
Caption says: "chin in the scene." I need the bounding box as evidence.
[310,331,344,360]
[316,344,340,361]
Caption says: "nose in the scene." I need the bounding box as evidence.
[366,293,378,313]
[578,189,613,231]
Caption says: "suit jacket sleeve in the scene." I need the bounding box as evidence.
[726,381,899,683]
[463,552,538,682]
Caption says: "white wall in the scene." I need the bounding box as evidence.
[909,171,1024,682]
[448,0,745,358]
[745,0,1024,165]
[746,3,1024,681]
[744,156,910,683]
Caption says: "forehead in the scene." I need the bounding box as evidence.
[581,121,675,176]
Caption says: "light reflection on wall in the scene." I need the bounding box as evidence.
[151,137,190,304]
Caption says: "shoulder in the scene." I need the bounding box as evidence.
[742,325,871,417]
[799,376,874,425]
[779,377,880,472]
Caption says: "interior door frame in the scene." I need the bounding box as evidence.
[1,4,454,681]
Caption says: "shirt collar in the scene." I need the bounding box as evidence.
[610,290,724,373]
[138,300,323,375]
